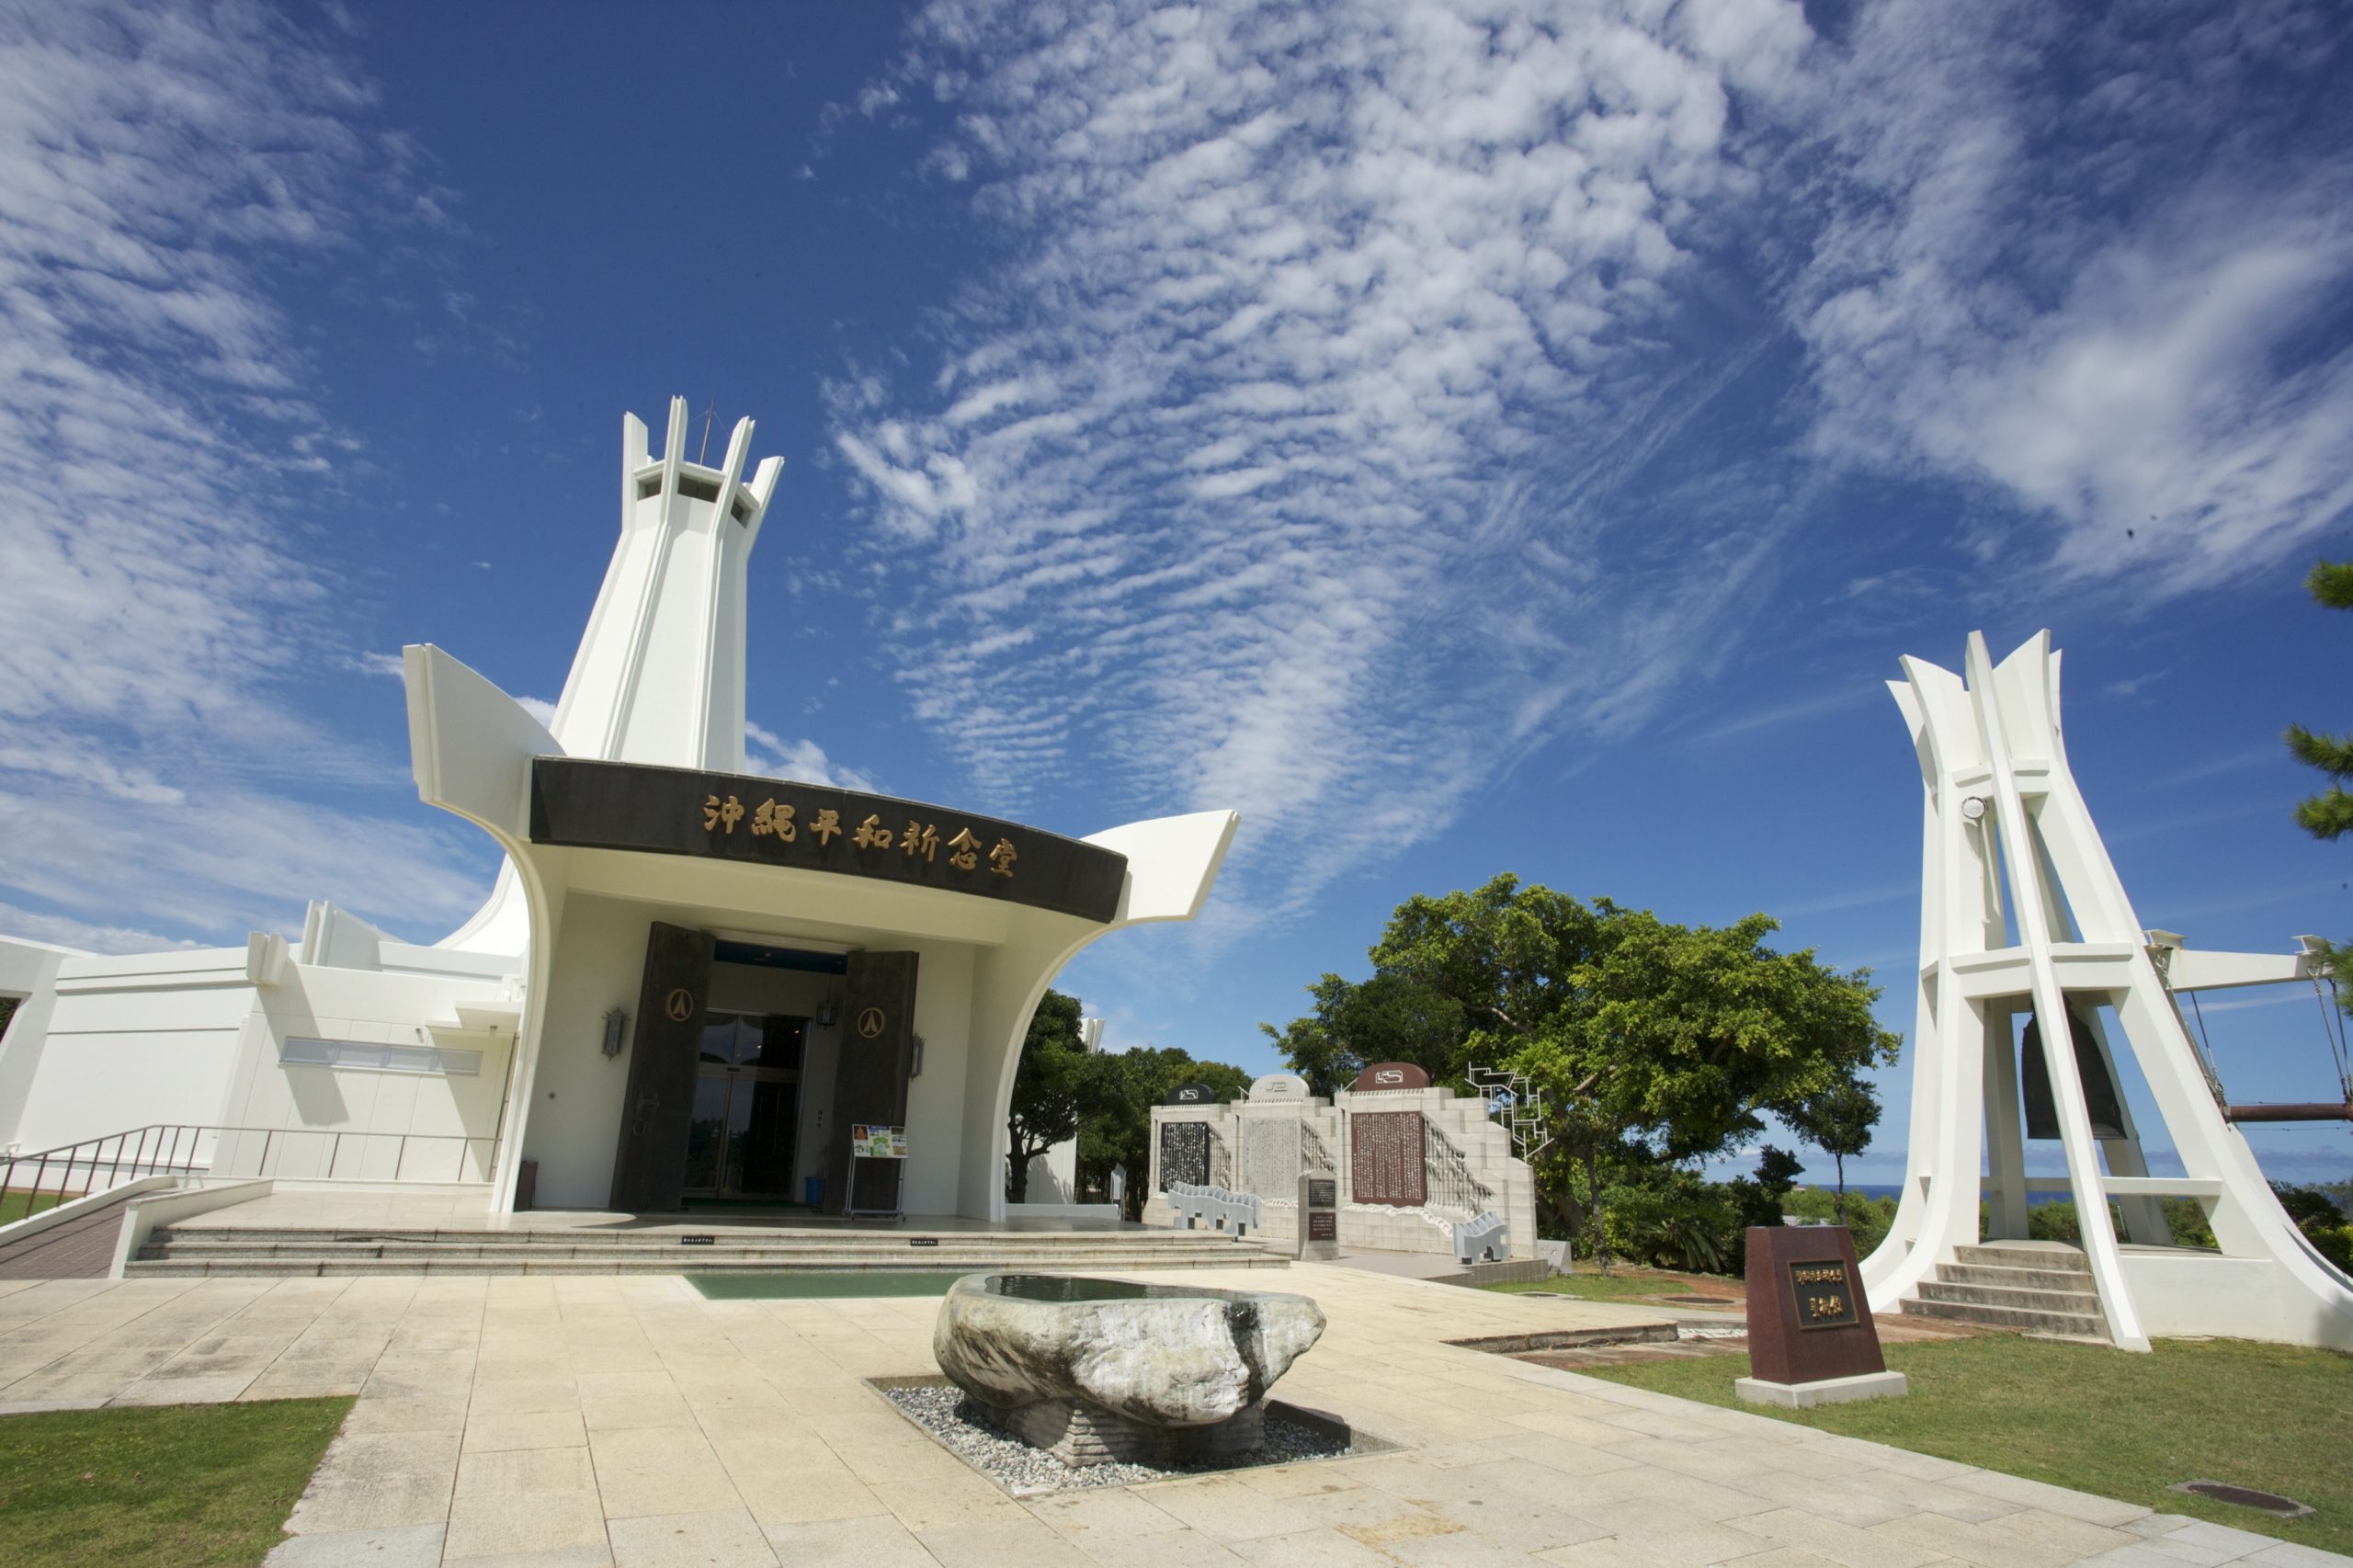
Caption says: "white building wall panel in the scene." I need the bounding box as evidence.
[13,1023,246,1153]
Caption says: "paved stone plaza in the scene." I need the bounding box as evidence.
[0,1265,2337,1567]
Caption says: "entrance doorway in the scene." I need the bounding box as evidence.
[683,1012,804,1199]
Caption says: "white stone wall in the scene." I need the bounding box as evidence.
[7,947,254,1154]
[1146,1085,1536,1259]
[1,928,520,1185]
[212,961,517,1183]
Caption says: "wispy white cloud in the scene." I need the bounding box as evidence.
[0,899,199,957]
[0,783,487,942]
[831,0,1815,925]
[746,722,881,795]
[1769,883,1915,920]
[0,3,483,947]
[1679,682,1882,746]
[825,0,2353,949]
[1789,0,2353,597]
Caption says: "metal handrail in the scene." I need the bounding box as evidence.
[0,1123,496,1219]
[1420,1120,1496,1217]
[1299,1119,1336,1176]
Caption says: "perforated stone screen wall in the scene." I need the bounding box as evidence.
[1158,1121,1209,1191]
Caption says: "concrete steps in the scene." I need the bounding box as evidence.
[1898,1242,2110,1340]
[128,1223,1288,1278]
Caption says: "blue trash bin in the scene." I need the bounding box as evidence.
[803,1175,823,1208]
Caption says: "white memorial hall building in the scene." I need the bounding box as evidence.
[0,400,1238,1223]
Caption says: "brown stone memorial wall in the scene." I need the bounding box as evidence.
[1348,1111,1426,1206]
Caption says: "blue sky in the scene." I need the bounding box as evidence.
[4,1,2352,1187]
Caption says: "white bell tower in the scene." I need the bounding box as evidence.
[1866,631,2353,1351]
[437,398,783,955]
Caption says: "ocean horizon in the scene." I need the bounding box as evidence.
[1831,1183,2091,1206]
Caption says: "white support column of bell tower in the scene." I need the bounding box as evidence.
[435,398,783,956]
[1863,631,2353,1351]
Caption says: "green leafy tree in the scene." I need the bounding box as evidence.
[1782,1076,1881,1223]
[1072,1046,1252,1219]
[1257,971,1465,1097]
[1266,874,1902,1270]
[1785,1187,1900,1258]
[1005,989,1089,1203]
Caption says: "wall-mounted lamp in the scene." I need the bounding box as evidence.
[601,1006,629,1059]
[1960,795,1989,823]
[910,1035,926,1078]
[814,999,839,1028]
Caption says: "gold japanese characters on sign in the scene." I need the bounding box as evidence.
[701,794,1017,881]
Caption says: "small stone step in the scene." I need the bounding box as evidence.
[130,1220,1302,1277]
[1899,1296,2107,1336]
[1949,1242,2092,1274]
[123,1255,1294,1278]
[149,1225,1245,1248]
[1915,1279,2105,1315]
[1938,1262,2101,1292]
[139,1241,1265,1257]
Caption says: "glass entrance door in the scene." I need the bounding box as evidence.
[681,1013,804,1199]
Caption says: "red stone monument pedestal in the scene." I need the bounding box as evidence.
[1736,1225,1907,1408]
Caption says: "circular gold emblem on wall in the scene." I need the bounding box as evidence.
[856,1006,887,1040]
[664,988,695,1023]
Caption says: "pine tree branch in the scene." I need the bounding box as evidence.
[2286,725,2353,778]
[2294,786,2353,841]
[2309,560,2353,611]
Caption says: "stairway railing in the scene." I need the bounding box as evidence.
[1420,1120,1495,1218]
[1,1124,495,1219]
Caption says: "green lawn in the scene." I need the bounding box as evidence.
[0,1189,79,1225]
[1582,1335,2353,1555]
[0,1398,353,1568]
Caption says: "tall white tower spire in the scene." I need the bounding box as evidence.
[436,398,783,954]
[550,396,783,772]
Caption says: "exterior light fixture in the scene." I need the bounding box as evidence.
[815,999,839,1028]
[1960,796,1988,822]
[601,1006,628,1059]
[910,1035,926,1078]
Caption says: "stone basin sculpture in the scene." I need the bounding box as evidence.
[932,1273,1326,1465]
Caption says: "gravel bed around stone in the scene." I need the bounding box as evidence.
[879,1381,1354,1495]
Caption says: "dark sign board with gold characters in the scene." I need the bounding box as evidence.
[1743,1225,1890,1386]
[529,758,1128,924]
[1788,1258,1861,1331]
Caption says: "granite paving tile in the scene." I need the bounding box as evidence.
[759,1514,942,1565]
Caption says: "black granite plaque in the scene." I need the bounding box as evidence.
[1788,1258,1861,1331]
[1308,1178,1336,1209]
[1165,1083,1218,1106]
[1307,1210,1337,1242]
[1159,1122,1209,1190]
